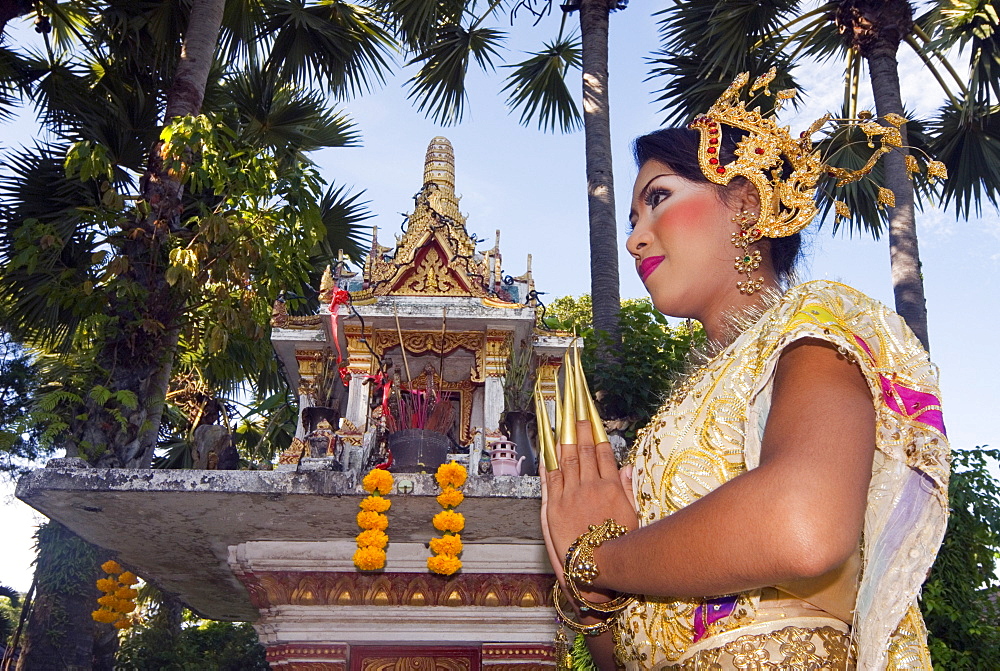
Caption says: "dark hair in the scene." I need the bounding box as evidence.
[632,127,802,285]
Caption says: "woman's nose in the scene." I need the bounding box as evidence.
[626,227,649,259]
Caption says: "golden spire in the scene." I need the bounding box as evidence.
[423,136,456,193]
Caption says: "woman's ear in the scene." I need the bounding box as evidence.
[738,179,761,214]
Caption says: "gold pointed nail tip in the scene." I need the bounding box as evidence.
[558,354,577,446]
[535,388,558,471]
[572,344,589,423]
[552,365,563,440]
[572,344,610,445]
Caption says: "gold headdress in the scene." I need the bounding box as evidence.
[687,68,946,241]
[688,68,946,294]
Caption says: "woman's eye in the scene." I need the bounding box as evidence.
[645,188,670,208]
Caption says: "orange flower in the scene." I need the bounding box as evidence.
[434,462,467,489]
[97,595,117,608]
[115,587,139,600]
[426,554,462,575]
[96,578,118,593]
[356,529,389,549]
[116,599,136,613]
[100,560,123,574]
[429,534,463,556]
[362,468,394,495]
[91,609,117,624]
[432,510,465,533]
[357,511,389,531]
[353,546,387,571]
[359,495,391,513]
[118,571,138,585]
[436,487,464,509]
[113,618,132,629]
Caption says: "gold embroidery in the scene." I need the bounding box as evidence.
[667,625,852,670]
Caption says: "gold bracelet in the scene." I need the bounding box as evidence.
[563,519,635,613]
[551,583,613,636]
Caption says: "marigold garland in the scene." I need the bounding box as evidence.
[91,559,136,629]
[354,468,393,570]
[428,461,467,575]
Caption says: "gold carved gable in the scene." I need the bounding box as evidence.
[386,242,484,297]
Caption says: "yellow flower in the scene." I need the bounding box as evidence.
[359,495,391,513]
[113,618,132,629]
[356,529,389,549]
[101,560,123,575]
[436,487,464,509]
[118,571,138,585]
[96,578,118,593]
[432,510,465,533]
[427,554,462,575]
[429,534,463,556]
[115,587,139,600]
[357,511,389,531]
[434,462,467,489]
[91,609,117,624]
[362,468,394,495]
[353,546,387,571]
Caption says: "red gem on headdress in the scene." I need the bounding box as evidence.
[709,158,719,165]
[709,138,718,145]
[753,228,761,236]
[716,167,726,174]
[709,128,718,135]
[755,148,765,154]
[800,132,807,138]
[707,147,717,154]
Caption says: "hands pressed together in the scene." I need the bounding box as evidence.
[540,419,638,604]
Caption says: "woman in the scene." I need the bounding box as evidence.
[540,72,949,669]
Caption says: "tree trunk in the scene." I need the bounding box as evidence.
[578,0,621,348]
[16,522,111,671]
[837,0,929,350]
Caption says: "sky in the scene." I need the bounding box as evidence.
[2,4,998,593]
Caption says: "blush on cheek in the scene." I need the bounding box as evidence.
[655,199,706,231]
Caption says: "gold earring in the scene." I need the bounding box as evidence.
[731,210,763,295]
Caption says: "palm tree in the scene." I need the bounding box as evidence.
[649,0,1000,351]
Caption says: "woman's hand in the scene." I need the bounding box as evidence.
[540,419,638,596]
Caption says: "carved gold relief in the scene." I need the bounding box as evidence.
[484,330,513,378]
[239,571,555,610]
[371,330,483,359]
[362,659,468,671]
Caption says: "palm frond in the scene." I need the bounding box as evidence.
[501,35,581,132]
[218,0,267,66]
[649,0,802,124]
[262,0,395,99]
[370,0,465,52]
[314,183,372,263]
[223,71,361,158]
[928,96,1000,218]
[406,23,505,125]
[928,0,1000,102]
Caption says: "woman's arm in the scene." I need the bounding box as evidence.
[543,339,876,599]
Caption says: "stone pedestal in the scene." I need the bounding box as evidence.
[16,464,559,669]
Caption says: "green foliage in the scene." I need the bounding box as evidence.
[0,584,22,648]
[922,446,1000,668]
[570,632,598,670]
[116,619,268,671]
[0,333,46,475]
[544,295,703,427]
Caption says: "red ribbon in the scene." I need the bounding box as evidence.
[328,287,351,368]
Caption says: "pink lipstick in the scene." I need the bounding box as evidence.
[638,256,664,282]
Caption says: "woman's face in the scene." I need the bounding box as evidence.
[626,159,750,322]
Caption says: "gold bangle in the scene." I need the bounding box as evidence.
[551,583,613,636]
[563,519,634,613]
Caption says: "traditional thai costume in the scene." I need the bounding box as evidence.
[614,281,949,669]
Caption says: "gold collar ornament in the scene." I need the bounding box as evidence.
[687,68,948,244]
